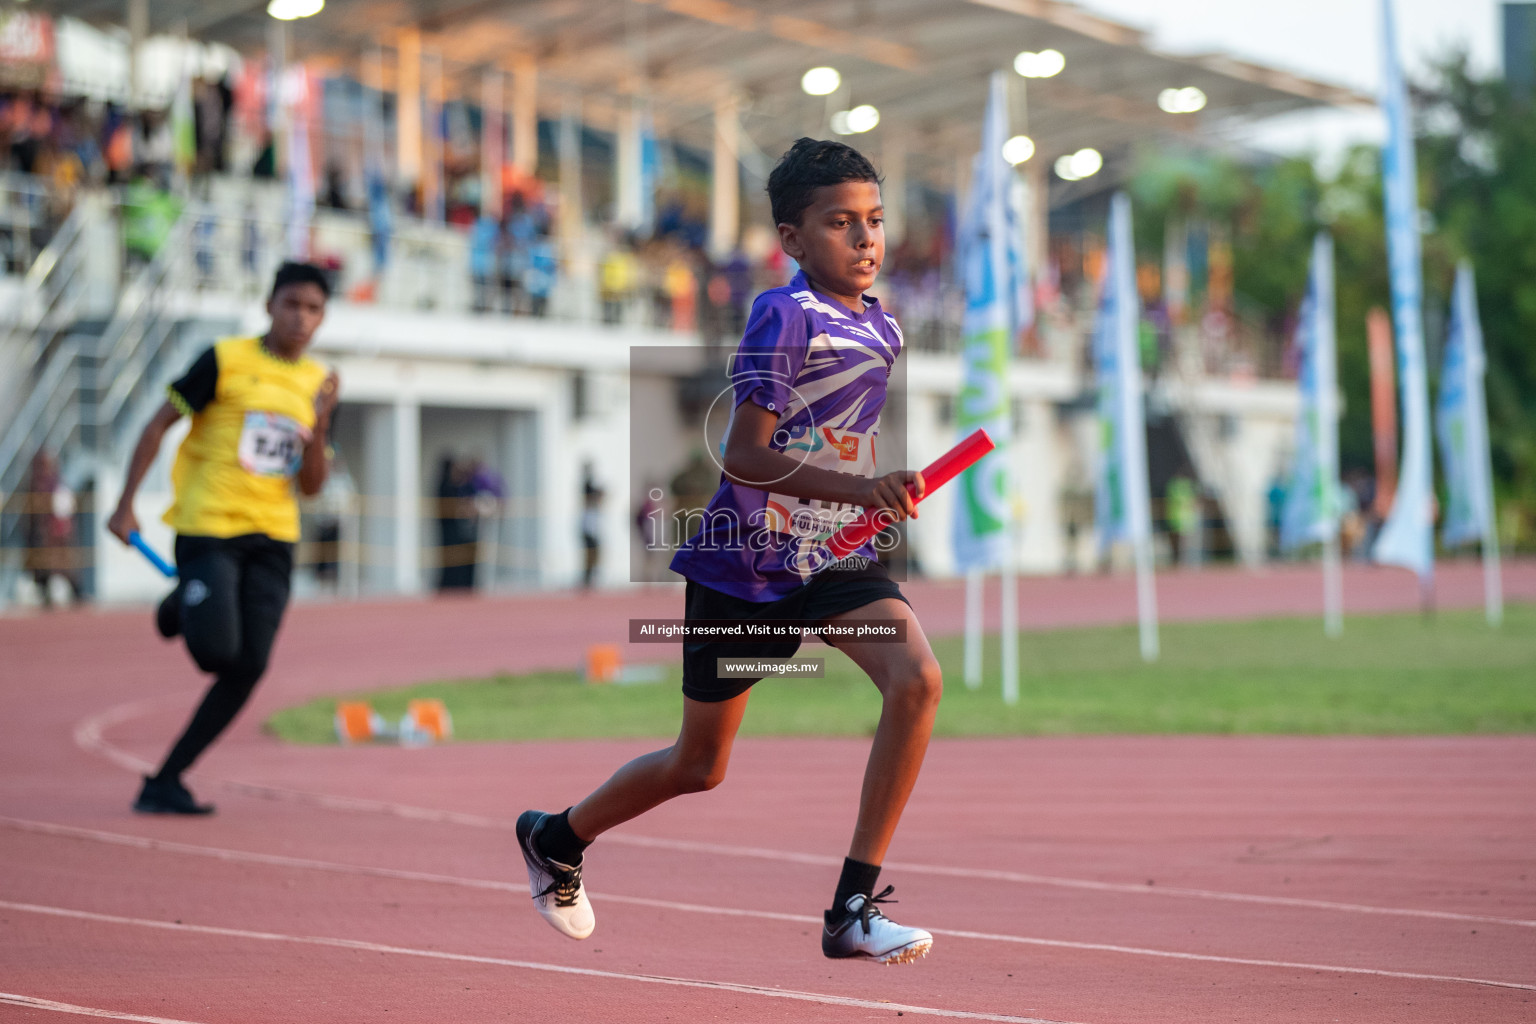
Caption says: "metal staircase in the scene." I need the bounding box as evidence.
[0,201,219,603]
[94,203,212,456]
[0,203,95,562]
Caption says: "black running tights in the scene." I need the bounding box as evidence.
[155,534,293,780]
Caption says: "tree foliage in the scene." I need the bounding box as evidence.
[1128,55,1535,517]
[1417,54,1536,506]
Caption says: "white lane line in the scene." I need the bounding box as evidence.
[0,993,209,1024]
[0,900,1077,1024]
[74,699,1536,932]
[71,698,162,775]
[7,816,1533,993]
[224,779,1536,931]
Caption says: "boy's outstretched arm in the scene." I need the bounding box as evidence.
[106,401,181,544]
[722,401,924,519]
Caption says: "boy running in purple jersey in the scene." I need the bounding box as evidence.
[518,139,940,964]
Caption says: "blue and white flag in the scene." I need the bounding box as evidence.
[1094,192,1154,556]
[952,70,1030,571]
[1281,233,1341,552]
[1371,0,1435,580]
[639,107,660,237]
[1437,263,1496,548]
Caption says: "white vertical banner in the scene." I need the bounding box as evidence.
[1094,192,1159,661]
[1280,233,1343,636]
[282,65,314,260]
[954,70,1029,702]
[1436,262,1502,625]
[1371,0,1435,587]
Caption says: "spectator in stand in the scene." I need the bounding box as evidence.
[470,209,499,313]
[580,478,605,590]
[22,450,83,608]
[193,75,233,175]
[4,93,46,174]
[599,234,640,325]
[722,245,752,337]
[634,482,667,583]
[646,239,673,328]
[435,456,478,592]
[103,105,135,184]
[703,265,731,344]
[664,246,697,332]
[322,163,349,210]
[499,192,537,314]
[524,228,556,318]
[134,110,173,185]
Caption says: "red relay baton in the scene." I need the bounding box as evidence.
[826,428,997,559]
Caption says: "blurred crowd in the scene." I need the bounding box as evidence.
[1,80,234,190]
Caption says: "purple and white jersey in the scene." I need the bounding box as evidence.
[670,270,905,601]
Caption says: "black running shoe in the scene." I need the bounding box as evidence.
[155,585,182,639]
[133,775,214,815]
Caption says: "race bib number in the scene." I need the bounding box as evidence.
[762,423,877,538]
[238,411,308,478]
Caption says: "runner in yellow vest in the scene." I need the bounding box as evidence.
[107,262,339,815]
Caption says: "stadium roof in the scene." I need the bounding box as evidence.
[36,0,1370,183]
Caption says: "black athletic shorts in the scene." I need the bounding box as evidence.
[680,558,909,703]
[173,533,293,681]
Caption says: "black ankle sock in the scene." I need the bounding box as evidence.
[829,856,881,918]
[537,808,591,866]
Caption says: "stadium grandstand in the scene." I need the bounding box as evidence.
[0,0,1367,607]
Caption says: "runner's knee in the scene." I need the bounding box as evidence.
[881,656,943,712]
[668,747,728,793]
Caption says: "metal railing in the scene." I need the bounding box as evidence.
[0,201,92,442]
[0,198,96,575]
[0,172,58,275]
[94,204,208,454]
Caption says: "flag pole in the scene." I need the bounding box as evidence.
[1110,193,1159,662]
[1323,534,1343,638]
[1483,519,1504,626]
[1134,533,1159,661]
[964,568,983,689]
[1317,232,1343,638]
[1001,516,1019,705]
[1462,265,1504,627]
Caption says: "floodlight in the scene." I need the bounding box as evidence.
[1157,87,1207,114]
[268,0,324,18]
[830,110,854,135]
[1054,147,1101,181]
[1002,135,1035,165]
[845,104,880,133]
[1069,148,1102,177]
[801,67,841,96]
[1014,48,1065,78]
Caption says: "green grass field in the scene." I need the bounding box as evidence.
[266,605,1536,744]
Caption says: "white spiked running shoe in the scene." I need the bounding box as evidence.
[821,885,933,964]
[515,810,595,940]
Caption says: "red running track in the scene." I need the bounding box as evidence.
[1,560,1534,1023]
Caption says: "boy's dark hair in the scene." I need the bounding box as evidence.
[767,138,881,227]
[270,261,332,300]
